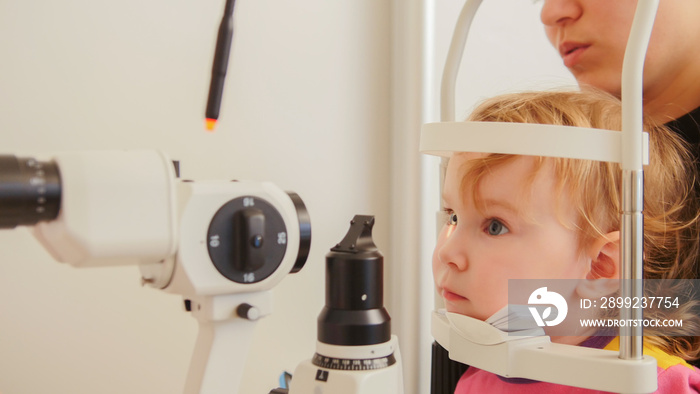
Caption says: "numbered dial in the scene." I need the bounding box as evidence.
[311,353,396,371]
[207,196,288,284]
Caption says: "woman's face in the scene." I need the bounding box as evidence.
[540,0,700,107]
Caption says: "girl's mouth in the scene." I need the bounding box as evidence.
[442,289,467,302]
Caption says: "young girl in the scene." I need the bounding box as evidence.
[432,89,700,392]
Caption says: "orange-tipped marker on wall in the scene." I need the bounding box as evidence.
[205,118,217,132]
[204,0,235,133]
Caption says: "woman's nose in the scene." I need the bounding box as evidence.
[436,225,469,271]
[540,0,583,27]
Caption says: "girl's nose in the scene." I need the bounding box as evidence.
[540,0,583,27]
[436,225,469,271]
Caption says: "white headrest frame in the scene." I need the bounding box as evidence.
[421,0,660,361]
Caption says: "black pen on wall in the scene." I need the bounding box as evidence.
[205,0,236,132]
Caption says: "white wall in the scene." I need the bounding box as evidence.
[431,0,576,120]
[0,1,391,393]
[0,0,579,393]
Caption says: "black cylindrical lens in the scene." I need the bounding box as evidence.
[0,155,61,229]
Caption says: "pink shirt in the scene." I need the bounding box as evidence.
[454,337,700,393]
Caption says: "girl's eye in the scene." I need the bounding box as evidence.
[447,212,458,226]
[486,219,509,236]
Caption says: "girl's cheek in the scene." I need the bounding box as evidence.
[432,238,447,280]
[431,248,442,278]
[432,227,445,260]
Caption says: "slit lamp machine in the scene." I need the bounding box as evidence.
[0,0,662,392]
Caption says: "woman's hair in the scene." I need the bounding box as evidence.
[462,89,700,360]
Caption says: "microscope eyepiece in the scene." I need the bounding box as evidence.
[317,215,391,346]
[0,155,61,229]
[284,215,403,392]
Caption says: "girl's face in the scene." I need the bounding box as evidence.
[540,0,700,107]
[432,153,591,321]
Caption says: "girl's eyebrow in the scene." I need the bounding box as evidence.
[441,192,455,207]
[478,198,520,215]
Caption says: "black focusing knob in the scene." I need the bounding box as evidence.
[207,196,287,284]
[287,192,311,274]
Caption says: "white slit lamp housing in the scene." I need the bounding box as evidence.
[0,150,312,394]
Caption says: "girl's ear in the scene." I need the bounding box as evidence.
[577,231,620,299]
[586,231,620,280]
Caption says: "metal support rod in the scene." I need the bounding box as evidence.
[619,170,645,360]
[619,0,659,361]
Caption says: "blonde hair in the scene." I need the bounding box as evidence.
[463,89,700,360]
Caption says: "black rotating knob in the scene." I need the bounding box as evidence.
[206,193,311,284]
[207,196,288,284]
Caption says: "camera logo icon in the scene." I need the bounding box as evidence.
[528,287,568,327]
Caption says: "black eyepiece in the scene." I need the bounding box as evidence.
[0,155,61,229]
[317,215,391,346]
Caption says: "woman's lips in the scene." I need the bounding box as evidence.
[560,42,590,68]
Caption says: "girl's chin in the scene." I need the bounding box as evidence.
[445,302,496,321]
[443,305,490,321]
